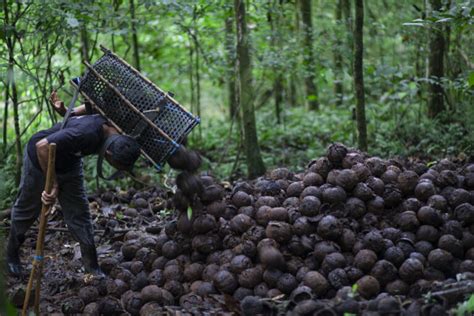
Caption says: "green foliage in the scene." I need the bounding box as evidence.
[453,294,474,316]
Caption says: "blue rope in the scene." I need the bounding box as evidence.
[33,255,44,261]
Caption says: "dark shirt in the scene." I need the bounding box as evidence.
[27,114,107,173]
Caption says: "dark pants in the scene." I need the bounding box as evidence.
[7,150,94,259]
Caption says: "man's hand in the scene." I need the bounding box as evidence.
[49,91,66,116]
[41,182,58,205]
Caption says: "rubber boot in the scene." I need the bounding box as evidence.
[80,244,105,277]
[6,231,24,277]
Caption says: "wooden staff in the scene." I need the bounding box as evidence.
[22,143,56,316]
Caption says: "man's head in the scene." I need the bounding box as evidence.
[104,134,141,171]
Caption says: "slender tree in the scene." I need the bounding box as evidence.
[427,0,445,118]
[235,0,266,178]
[333,0,344,106]
[225,8,237,120]
[268,0,284,123]
[3,0,23,185]
[353,0,367,151]
[298,0,319,110]
[130,0,141,71]
[342,0,353,75]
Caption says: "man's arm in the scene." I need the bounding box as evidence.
[49,91,88,117]
[36,138,58,204]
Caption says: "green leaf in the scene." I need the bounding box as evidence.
[187,206,192,220]
[66,15,80,28]
[468,72,474,88]
[402,22,425,27]
[307,94,318,101]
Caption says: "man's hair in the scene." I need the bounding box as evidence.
[107,135,141,169]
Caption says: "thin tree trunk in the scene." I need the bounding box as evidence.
[353,0,367,151]
[225,11,237,120]
[299,0,319,110]
[130,0,141,71]
[427,0,445,118]
[334,0,344,106]
[235,0,266,179]
[193,36,202,140]
[3,78,9,154]
[341,0,353,75]
[111,0,120,52]
[268,0,283,123]
[80,24,90,75]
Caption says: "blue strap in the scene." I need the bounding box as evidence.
[34,255,44,261]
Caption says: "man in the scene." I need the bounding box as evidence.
[6,91,141,276]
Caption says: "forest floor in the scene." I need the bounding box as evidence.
[2,144,474,315]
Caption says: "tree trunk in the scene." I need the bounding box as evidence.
[299,0,319,110]
[341,0,353,75]
[3,75,9,154]
[333,0,344,106]
[225,11,237,120]
[353,0,367,151]
[3,1,22,184]
[80,24,90,63]
[268,0,283,123]
[427,0,445,118]
[130,0,141,71]
[235,0,266,179]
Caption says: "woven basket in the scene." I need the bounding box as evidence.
[72,46,200,171]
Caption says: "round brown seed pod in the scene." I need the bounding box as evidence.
[255,196,279,209]
[230,214,255,234]
[383,184,403,207]
[353,183,375,201]
[460,260,474,273]
[398,211,420,231]
[122,241,141,261]
[140,285,162,303]
[342,152,364,168]
[449,189,470,208]
[121,291,143,315]
[206,200,226,218]
[192,234,221,254]
[161,240,180,259]
[276,273,298,295]
[416,225,440,243]
[230,255,253,274]
[354,249,378,273]
[303,271,329,297]
[438,234,464,258]
[339,228,356,252]
[299,196,321,216]
[383,246,405,267]
[399,258,424,283]
[200,184,224,204]
[270,167,292,180]
[442,220,463,240]
[192,214,217,234]
[403,198,422,213]
[336,169,359,191]
[398,171,419,195]
[313,241,341,263]
[268,207,289,222]
[382,227,401,242]
[428,248,453,271]
[322,186,347,204]
[345,197,366,219]
[417,206,443,227]
[286,181,305,198]
[266,221,292,243]
[213,270,238,294]
[321,252,347,275]
[370,260,398,286]
[61,296,84,314]
[454,203,474,225]
[415,180,436,201]
[164,280,184,298]
[363,231,385,254]
[356,276,380,299]
[308,157,332,178]
[366,196,384,215]
[427,195,448,211]
[317,215,343,241]
[352,162,371,182]
[293,216,316,236]
[258,246,285,270]
[381,169,400,185]
[232,191,252,207]
[78,286,99,305]
[414,241,434,258]
[328,268,349,290]
[327,143,348,165]
[238,267,263,289]
[290,285,314,303]
[303,172,324,187]
[366,176,385,196]
[366,157,387,177]
[300,186,321,199]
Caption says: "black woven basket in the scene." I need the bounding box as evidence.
[72,46,200,171]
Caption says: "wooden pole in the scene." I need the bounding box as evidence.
[22,143,56,316]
